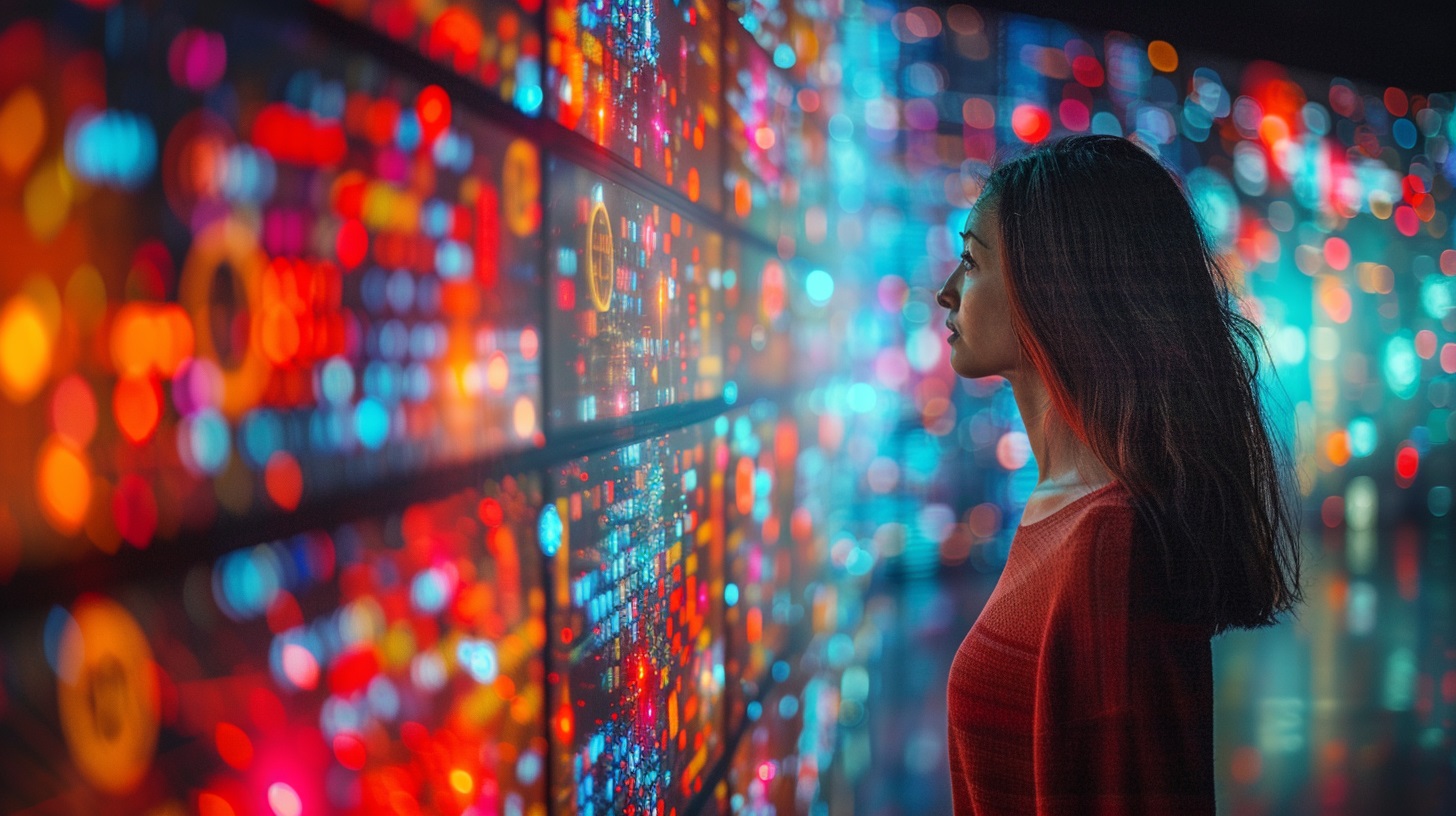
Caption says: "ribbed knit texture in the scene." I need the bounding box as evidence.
[947,481,1215,815]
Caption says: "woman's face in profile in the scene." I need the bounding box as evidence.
[937,203,1018,380]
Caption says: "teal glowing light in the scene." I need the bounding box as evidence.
[65,108,158,190]
[1347,416,1378,458]
[1382,333,1420,400]
[805,269,834,305]
[538,504,563,557]
[355,398,390,449]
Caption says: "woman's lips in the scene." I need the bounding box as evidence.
[946,320,959,343]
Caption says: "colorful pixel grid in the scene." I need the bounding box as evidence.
[546,0,723,208]
[0,3,542,575]
[545,422,726,813]
[0,474,547,814]
[311,0,546,115]
[546,160,724,427]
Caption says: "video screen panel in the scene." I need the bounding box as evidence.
[311,0,546,115]
[721,403,803,723]
[0,3,542,575]
[0,474,547,814]
[545,422,727,813]
[545,159,725,427]
[545,0,723,208]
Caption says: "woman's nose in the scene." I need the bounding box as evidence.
[936,280,955,310]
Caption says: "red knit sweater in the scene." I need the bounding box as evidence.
[947,481,1215,815]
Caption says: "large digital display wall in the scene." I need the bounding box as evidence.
[0,0,845,810]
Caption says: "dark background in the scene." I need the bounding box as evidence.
[953,0,1456,92]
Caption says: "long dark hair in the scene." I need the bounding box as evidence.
[979,134,1304,636]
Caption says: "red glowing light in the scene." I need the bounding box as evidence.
[1395,444,1419,482]
[335,219,368,269]
[1071,55,1103,87]
[416,85,451,145]
[112,473,158,548]
[332,733,367,771]
[328,645,380,697]
[215,722,254,770]
[1323,237,1350,270]
[1011,104,1051,143]
[252,103,346,166]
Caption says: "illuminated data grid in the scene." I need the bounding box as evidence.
[724,241,795,389]
[545,423,727,813]
[545,160,725,427]
[545,0,723,208]
[0,5,542,572]
[0,475,547,814]
[721,403,804,723]
[311,0,546,115]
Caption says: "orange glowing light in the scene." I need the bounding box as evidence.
[38,436,91,534]
[51,375,98,446]
[1324,430,1351,467]
[114,376,162,444]
[0,86,45,179]
[449,769,474,794]
[0,294,52,403]
[1147,40,1178,72]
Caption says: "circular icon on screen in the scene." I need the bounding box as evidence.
[587,201,614,312]
[55,596,160,794]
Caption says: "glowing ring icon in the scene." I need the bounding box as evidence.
[586,201,614,313]
[56,597,159,795]
[179,217,271,419]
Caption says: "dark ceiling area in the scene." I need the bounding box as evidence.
[953,0,1456,94]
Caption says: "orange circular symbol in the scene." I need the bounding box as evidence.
[56,596,160,794]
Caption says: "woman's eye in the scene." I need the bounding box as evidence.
[960,253,975,267]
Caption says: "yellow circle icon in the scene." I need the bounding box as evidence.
[56,596,160,794]
[586,201,614,313]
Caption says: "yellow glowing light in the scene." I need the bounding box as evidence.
[503,139,542,237]
[0,295,52,403]
[1147,40,1178,72]
[486,351,510,391]
[56,596,160,794]
[38,436,91,534]
[0,86,46,178]
[449,769,474,794]
[23,157,72,240]
[512,396,536,440]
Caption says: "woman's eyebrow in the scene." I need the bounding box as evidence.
[958,228,989,249]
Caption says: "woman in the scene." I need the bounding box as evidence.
[938,134,1304,815]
